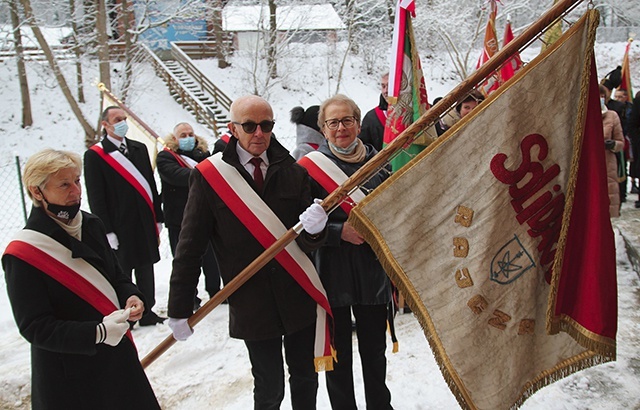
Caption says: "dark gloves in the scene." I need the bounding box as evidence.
[605,139,616,150]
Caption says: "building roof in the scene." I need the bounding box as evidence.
[223,4,345,32]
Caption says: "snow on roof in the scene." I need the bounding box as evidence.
[223,4,345,32]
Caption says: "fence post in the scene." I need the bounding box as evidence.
[15,155,28,224]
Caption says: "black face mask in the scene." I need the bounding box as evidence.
[39,189,81,220]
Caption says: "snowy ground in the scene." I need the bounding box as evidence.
[0,37,639,409]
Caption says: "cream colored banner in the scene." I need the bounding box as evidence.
[350,11,607,410]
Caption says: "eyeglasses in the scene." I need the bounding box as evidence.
[324,116,357,130]
[232,120,275,134]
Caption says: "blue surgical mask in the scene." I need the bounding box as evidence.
[179,136,196,151]
[330,139,358,155]
[113,120,128,138]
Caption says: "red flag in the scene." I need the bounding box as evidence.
[548,57,617,349]
[619,38,634,102]
[499,19,523,83]
[476,0,500,95]
[384,0,431,172]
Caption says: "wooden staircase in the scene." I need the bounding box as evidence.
[142,42,232,138]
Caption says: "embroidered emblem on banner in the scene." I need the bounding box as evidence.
[490,235,535,285]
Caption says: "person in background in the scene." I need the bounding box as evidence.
[84,106,165,326]
[599,84,625,218]
[614,88,636,194]
[2,149,160,409]
[167,95,329,410]
[628,92,640,207]
[456,89,485,119]
[358,72,389,152]
[601,68,629,203]
[157,122,221,310]
[306,94,394,410]
[290,105,324,160]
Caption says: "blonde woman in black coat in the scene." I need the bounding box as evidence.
[2,149,160,409]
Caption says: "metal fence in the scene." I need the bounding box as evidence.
[0,156,30,253]
[0,155,172,259]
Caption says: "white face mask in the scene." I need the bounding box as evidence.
[113,120,129,138]
[600,97,607,113]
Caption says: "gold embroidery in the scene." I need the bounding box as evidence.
[488,310,512,330]
[455,268,474,288]
[453,237,469,257]
[455,205,474,227]
[467,295,488,314]
[518,319,535,335]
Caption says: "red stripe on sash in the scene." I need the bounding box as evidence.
[374,106,387,126]
[4,240,135,346]
[298,156,354,215]
[90,145,158,236]
[163,147,190,168]
[196,160,333,315]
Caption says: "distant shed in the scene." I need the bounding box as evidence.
[222,4,345,51]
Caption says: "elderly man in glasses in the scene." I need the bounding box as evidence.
[168,95,330,410]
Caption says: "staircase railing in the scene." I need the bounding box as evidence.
[170,42,232,113]
[140,43,222,137]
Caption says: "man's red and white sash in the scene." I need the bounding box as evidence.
[3,229,135,346]
[90,143,158,236]
[162,147,198,169]
[197,154,335,371]
[298,151,365,215]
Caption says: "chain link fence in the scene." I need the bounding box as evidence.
[0,156,30,254]
[0,155,172,259]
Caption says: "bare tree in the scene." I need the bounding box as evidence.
[95,0,111,91]
[9,0,33,127]
[19,0,96,143]
[69,0,84,103]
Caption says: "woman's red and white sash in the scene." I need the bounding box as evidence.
[162,147,198,169]
[197,154,335,371]
[298,151,365,214]
[90,143,159,236]
[3,229,135,346]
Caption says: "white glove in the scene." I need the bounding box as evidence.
[168,318,193,341]
[299,199,328,235]
[106,232,119,250]
[96,308,131,346]
[157,222,163,235]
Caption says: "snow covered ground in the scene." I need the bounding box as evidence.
[0,36,638,409]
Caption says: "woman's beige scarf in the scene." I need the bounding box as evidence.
[328,138,366,163]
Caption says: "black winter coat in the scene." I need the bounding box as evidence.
[311,142,392,307]
[358,94,388,152]
[169,137,327,340]
[84,137,163,269]
[2,207,159,410]
[156,145,210,228]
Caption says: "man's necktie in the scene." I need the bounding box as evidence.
[119,143,128,157]
[249,157,264,191]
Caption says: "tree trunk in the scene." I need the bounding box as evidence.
[121,0,133,102]
[69,0,85,103]
[267,0,277,80]
[9,0,33,127]
[96,0,111,91]
[20,0,96,144]
[213,0,229,69]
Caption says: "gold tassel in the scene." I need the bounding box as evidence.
[314,356,334,372]
[392,341,399,354]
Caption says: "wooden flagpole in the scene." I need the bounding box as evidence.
[140,0,584,369]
